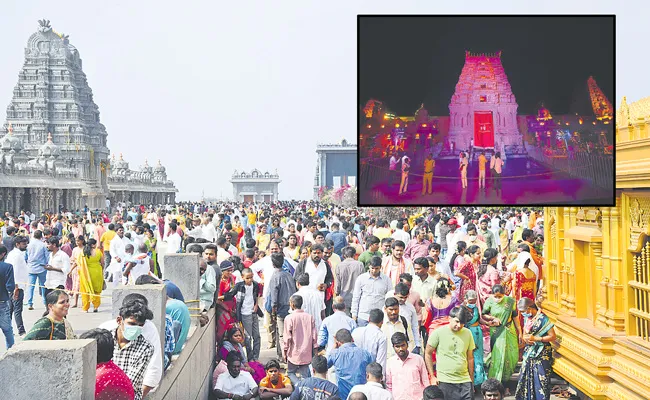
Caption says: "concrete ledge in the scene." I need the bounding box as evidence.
[146,308,216,400]
[0,339,97,399]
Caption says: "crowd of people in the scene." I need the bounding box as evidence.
[0,203,556,399]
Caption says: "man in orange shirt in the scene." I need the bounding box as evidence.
[259,359,293,398]
[477,151,488,188]
[422,154,435,195]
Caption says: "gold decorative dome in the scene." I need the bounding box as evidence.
[617,96,650,128]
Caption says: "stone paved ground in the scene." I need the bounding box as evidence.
[2,287,573,399]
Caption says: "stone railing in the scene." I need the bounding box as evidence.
[147,308,216,400]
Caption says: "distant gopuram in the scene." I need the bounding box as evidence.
[448,51,522,152]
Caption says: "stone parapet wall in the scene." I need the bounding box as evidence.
[147,308,216,400]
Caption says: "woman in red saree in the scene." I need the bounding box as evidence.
[215,260,237,344]
[454,245,481,305]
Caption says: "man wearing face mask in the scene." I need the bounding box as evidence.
[100,294,162,399]
[110,297,155,400]
[464,224,487,256]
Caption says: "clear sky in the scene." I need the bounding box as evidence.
[0,1,635,200]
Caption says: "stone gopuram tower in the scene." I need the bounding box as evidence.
[448,51,522,154]
[3,19,109,209]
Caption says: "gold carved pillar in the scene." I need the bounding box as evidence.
[564,207,577,316]
[607,197,626,332]
[599,207,611,329]
[591,239,607,329]
[560,207,570,313]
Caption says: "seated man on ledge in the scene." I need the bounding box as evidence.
[214,351,259,400]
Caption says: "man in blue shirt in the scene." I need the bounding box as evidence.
[0,244,16,349]
[290,355,338,400]
[26,230,49,309]
[318,297,356,356]
[325,222,347,257]
[327,328,373,399]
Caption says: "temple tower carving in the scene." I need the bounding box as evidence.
[448,51,522,152]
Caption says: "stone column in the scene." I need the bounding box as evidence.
[163,253,200,310]
[0,339,97,399]
[15,188,24,214]
[76,190,81,211]
[7,188,14,214]
[0,188,5,212]
[37,188,45,214]
[112,284,167,353]
[55,189,62,212]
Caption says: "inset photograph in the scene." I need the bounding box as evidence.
[358,15,614,206]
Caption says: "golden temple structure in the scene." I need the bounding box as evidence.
[542,96,650,399]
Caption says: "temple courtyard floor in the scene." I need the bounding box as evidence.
[360,157,613,205]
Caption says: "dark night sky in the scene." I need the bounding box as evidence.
[359,16,614,116]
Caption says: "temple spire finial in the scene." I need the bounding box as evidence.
[47,132,53,142]
[7,122,13,135]
[119,153,123,160]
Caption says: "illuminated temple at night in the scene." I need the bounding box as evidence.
[358,50,614,205]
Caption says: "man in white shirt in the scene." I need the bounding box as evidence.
[109,225,130,288]
[6,235,28,335]
[124,244,152,285]
[187,217,204,239]
[391,221,411,246]
[99,294,162,397]
[216,237,231,264]
[165,222,182,255]
[44,237,70,294]
[445,218,464,264]
[201,218,218,243]
[213,351,258,400]
[294,273,326,332]
[348,362,393,400]
[392,282,421,354]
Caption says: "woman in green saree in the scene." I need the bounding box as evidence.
[515,297,556,400]
[481,284,521,396]
[24,289,76,340]
[463,289,494,389]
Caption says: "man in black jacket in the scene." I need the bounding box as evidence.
[269,253,296,360]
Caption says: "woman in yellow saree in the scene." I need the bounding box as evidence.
[77,238,105,312]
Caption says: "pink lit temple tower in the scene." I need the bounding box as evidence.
[448,51,522,152]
